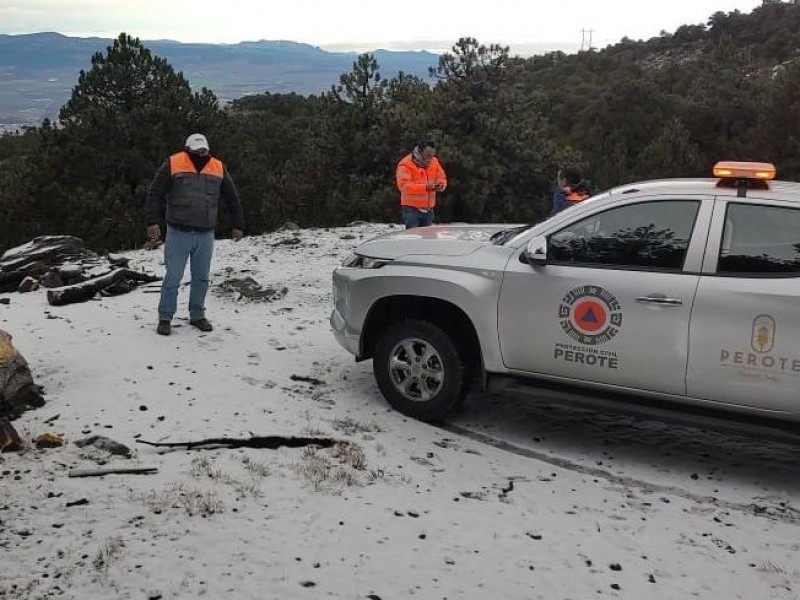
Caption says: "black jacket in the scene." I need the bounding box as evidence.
[145,154,244,231]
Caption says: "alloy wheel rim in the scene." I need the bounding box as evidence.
[388,337,445,402]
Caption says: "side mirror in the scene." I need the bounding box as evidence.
[524,236,548,266]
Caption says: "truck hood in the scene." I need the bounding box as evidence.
[356,224,518,259]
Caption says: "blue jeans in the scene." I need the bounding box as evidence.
[402,207,434,229]
[158,226,215,322]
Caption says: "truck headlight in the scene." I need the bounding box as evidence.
[341,253,391,269]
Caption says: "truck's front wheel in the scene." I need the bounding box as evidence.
[373,319,466,422]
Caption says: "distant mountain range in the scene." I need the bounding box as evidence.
[0,32,440,127]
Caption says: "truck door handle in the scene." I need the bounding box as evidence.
[636,295,683,306]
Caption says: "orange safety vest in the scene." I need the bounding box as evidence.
[165,152,225,229]
[169,151,224,178]
[565,188,590,205]
[396,154,447,210]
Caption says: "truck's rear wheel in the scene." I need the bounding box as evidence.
[373,319,467,422]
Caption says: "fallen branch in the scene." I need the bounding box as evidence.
[47,268,161,306]
[68,466,158,478]
[290,375,326,386]
[136,435,336,452]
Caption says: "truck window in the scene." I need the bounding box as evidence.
[548,200,700,270]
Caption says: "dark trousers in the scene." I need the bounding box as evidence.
[402,207,434,229]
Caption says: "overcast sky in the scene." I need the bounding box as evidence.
[0,0,763,54]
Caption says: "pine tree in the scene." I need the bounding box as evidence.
[31,33,221,249]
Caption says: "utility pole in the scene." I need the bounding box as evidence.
[581,28,595,51]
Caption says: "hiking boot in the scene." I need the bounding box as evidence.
[190,318,213,332]
[156,320,171,336]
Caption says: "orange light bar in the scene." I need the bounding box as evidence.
[713,161,776,180]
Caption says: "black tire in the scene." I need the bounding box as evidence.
[373,319,467,422]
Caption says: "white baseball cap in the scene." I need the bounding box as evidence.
[185,133,209,152]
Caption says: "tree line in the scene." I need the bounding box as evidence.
[2,2,800,252]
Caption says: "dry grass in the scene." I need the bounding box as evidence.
[241,455,271,478]
[332,417,383,436]
[331,467,357,486]
[77,446,112,465]
[367,468,385,482]
[294,441,371,491]
[180,489,224,516]
[757,560,800,578]
[234,480,263,499]
[131,483,224,517]
[331,441,366,470]
[190,457,235,484]
[93,535,125,574]
[295,445,333,490]
[190,455,269,500]
[300,410,325,436]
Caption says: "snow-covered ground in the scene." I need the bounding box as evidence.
[1,224,799,600]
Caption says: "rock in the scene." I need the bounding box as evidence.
[271,237,302,247]
[0,298,9,305]
[73,436,132,458]
[0,420,23,452]
[0,329,45,420]
[1,261,46,294]
[40,270,64,289]
[106,254,130,268]
[56,265,88,286]
[33,432,65,449]
[56,265,85,278]
[279,221,300,231]
[18,277,39,293]
[0,236,89,273]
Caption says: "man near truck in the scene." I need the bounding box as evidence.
[396,141,447,229]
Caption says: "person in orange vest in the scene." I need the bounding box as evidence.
[552,165,594,215]
[396,141,447,229]
[145,133,244,336]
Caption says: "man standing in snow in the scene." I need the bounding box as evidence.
[396,141,447,229]
[145,133,244,336]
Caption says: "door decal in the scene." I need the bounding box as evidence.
[719,314,799,379]
[752,314,776,353]
[555,285,622,370]
[559,285,623,345]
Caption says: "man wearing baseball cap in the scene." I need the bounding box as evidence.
[145,133,244,336]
